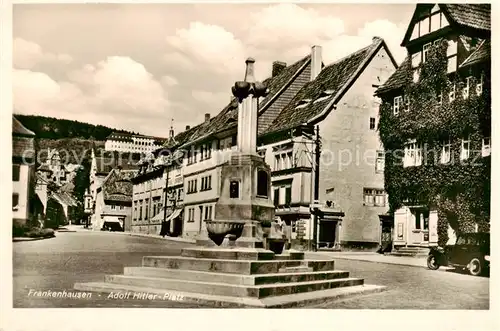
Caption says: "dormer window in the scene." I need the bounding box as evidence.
[295,99,312,109]
[313,90,334,104]
[403,95,410,112]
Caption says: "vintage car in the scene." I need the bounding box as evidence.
[427,232,490,276]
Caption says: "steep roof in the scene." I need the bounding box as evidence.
[51,191,78,207]
[444,4,491,31]
[94,156,139,175]
[102,169,137,202]
[460,39,490,68]
[174,54,312,149]
[264,37,390,134]
[12,116,35,136]
[401,4,490,46]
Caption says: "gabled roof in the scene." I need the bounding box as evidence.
[460,39,490,68]
[376,37,490,96]
[264,37,392,134]
[102,169,137,202]
[94,156,139,175]
[174,54,313,149]
[12,116,35,136]
[401,4,490,46]
[51,191,78,207]
[444,4,490,31]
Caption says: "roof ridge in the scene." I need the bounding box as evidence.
[321,39,379,71]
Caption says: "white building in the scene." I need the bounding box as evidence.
[105,132,166,154]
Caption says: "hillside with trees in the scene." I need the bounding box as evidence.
[15,114,137,140]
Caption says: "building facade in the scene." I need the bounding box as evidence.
[12,116,36,227]
[139,37,397,249]
[105,132,166,154]
[375,4,490,248]
[92,168,137,231]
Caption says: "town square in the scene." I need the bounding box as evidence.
[7,1,492,319]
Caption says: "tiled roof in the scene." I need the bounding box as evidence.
[264,38,385,134]
[102,169,137,202]
[172,54,312,149]
[444,4,490,31]
[107,131,167,142]
[13,136,35,159]
[95,156,139,175]
[12,116,35,136]
[51,191,78,207]
[460,39,490,68]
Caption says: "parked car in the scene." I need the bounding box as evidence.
[101,221,123,232]
[427,232,490,276]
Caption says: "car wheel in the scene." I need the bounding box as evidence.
[468,258,482,276]
[427,255,440,270]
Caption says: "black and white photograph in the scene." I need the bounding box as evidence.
[2,1,495,330]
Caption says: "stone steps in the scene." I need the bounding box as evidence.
[73,282,386,308]
[142,256,335,275]
[124,267,349,285]
[181,247,305,260]
[103,274,364,299]
[389,246,429,257]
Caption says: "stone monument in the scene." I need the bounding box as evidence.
[74,58,385,307]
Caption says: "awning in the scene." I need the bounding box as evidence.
[151,207,182,222]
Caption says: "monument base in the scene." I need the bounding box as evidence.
[74,246,386,307]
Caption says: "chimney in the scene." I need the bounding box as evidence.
[310,45,322,81]
[205,113,210,122]
[272,61,287,77]
[185,125,191,131]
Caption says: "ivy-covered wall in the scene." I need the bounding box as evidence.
[378,40,490,246]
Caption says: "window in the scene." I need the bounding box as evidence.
[199,206,203,222]
[463,77,472,99]
[449,84,456,102]
[204,205,213,220]
[229,180,240,198]
[476,75,484,96]
[447,40,458,73]
[285,186,292,207]
[482,137,491,157]
[441,140,451,164]
[201,176,212,191]
[414,209,430,231]
[274,151,294,171]
[12,165,20,181]
[187,208,195,222]
[153,204,156,217]
[412,9,448,40]
[460,136,470,160]
[257,170,269,197]
[274,188,280,207]
[200,143,212,161]
[369,117,376,130]
[364,189,386,207]
[231,135,237,147]
[134,202,137,220]
[411,51,422,68]
[422,43,431,62]
[187,179,198,194]
[111,205,116,210]
[403,95,410,112]
[139,200,143,220]
[12,193,19,210]
[376,150,385,173]
[393,96,402,115]
[404,140,422,167]
[374,190,386,207]
[145,199,149,219]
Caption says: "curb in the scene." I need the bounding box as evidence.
[98,230,197,244]
[305,252,453,271]
[13,236,55,242]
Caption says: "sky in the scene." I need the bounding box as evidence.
[13,3,415,138]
